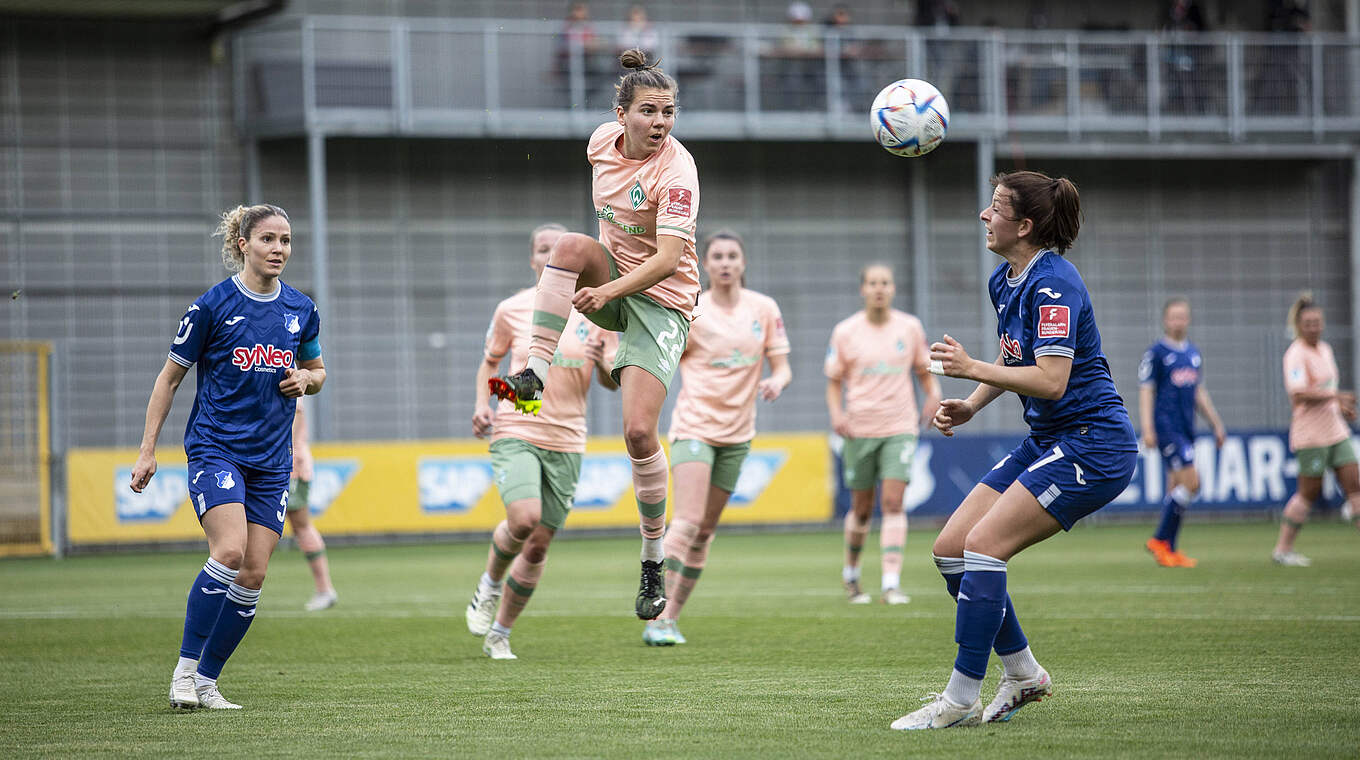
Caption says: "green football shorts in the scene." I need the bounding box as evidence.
[489,438,583,531]
[670,439,752,493]
[841,433,917,491]
[286,477,309,513]
[1295,437,1357,478]
[585,244,690,390]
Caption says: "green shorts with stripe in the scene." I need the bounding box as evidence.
[1295,437,1357,478]
[286,477,309,512]
[489,438,583,531]
[583,244,690,390]
[670,439,752,493]
[842,433,917,491]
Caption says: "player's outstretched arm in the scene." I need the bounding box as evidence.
[826,378,850,437]
[757,353,792,402]
[573,236,683,314]
[472,354,502,437]
[130,358,190,493]
[932,334,1071,400]
[1194,386,1227,447]
[1139,384,1157,449]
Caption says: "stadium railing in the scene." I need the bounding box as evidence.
[233,17,1360,149]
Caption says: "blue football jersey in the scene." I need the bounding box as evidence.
[168,275,322,471]
[1138,338,1201,438]
[989,251,1135,448]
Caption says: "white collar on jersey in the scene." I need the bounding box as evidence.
[1005,249,1053,289]
[232,274,281,302]
[1159,336,1189,351]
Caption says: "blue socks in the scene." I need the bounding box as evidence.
[934,553,1029,657]
[179,558,237,660]
[197,583,261,680]
[953,551,1010,680]
[1154,485,1191,549]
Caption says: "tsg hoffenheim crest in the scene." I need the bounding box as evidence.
[283,313,300,334]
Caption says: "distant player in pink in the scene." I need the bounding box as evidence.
[826,263,940,604]
[1272,293,1360,567]
[643,230,791,646]
[489,48,699,620]
[465,223,620,659]
[285,399,338,611]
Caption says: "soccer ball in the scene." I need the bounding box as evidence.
[870,79,950,157]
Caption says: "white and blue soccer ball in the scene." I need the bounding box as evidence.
[870,78,950,157]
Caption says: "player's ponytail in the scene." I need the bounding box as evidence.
[1287,290,1317,339]
[991,171,1082,254]
[214,204,289,273]
[614,48,678,111]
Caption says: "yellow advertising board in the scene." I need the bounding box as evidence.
[67,434,832,547]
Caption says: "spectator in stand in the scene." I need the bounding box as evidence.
[823,5,868,112]
[557,2,610,108]
[1161,0,1209,114]
[775,2,824,111]
[617,4,659,58]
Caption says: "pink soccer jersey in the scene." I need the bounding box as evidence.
[485,288,619,453]
[1283,338,1350,451]
[587,121,701,317]
[824,310,930,439]
[669,289,790,446]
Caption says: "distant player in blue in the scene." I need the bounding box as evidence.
[129,204,325,710]
[892,171,1137,730]
[1138,297,1226,568]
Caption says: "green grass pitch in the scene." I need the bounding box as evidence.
[2,521,1358,758]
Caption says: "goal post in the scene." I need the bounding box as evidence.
[0,341,54,557]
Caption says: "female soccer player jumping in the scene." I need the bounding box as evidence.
[1138,297,1226,568]
[465,223,619,659]
[131,204,325,709]
[643,230,791,646]
[490,49,699,620]
[1273,293,1360,566]
[826,264,939,605]
[894,171,1137,730]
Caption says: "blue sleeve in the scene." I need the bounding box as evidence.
[298,303,322,361]
[1028,276,1082,360]
[168,300,212,367]
[1138,346,1157,386]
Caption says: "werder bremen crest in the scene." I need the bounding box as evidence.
[628,180,645,210]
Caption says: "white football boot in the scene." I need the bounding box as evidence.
[303,589,337,612]
[195,683,242,709]
[465,583,502,636]
[482,631,517,660]
[983,667,1053,722]
[169,671,199,710]
[890,694,983,730]
[1272,551,1312,567]
[880,588,911,605]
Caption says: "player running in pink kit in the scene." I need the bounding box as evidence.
[466,223,620,659]
[489,49,699,620]
[1273,293,1360,566]
[643,230,792,646]
[825,263,940,605]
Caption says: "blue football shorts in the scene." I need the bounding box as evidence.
[1157,431,1196,471]
[186,453,292,536]
[980,435,1138,530]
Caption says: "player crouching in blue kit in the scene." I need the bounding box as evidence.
[130,204,325,710]
[892,171,1137,730]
